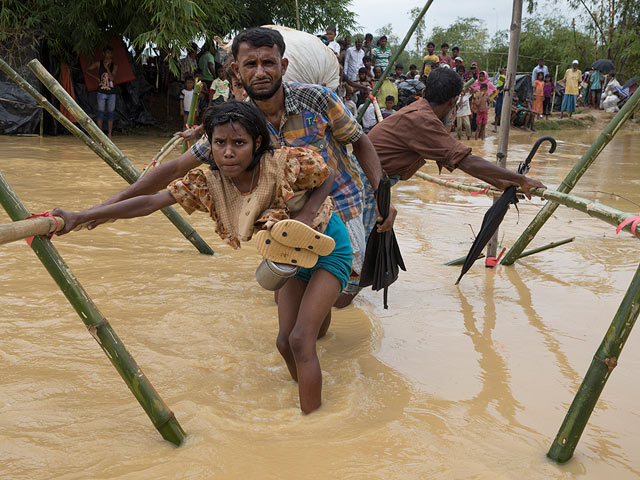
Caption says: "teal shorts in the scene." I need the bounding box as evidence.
[295,212,353,292]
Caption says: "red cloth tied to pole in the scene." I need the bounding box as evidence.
[25,212,59,246]
[616,216,640,238]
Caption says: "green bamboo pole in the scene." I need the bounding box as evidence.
[182,80,202,154]
[0,57,113,166]
[0,171,186,446]
[501,85,640,265]
[0,215,64,245]
[547,261,640,463]
[515,237,575,259]
[26,59,214,256]
[444,237,575,266]
[415,172,640,239]
[141,135,182,176]
[356,0,435,122]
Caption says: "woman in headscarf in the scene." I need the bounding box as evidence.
[471,71,497,97]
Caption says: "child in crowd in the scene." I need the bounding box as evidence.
[532,71,544,118]
[344,90,357,117]
[408,64,419,80]
[456,65,466,79]
[209,64,230,105]
[381,95,396,118]
[223,56,247,101]
[194,70,209,115]
[392,64,406,84]
[511,97,536,131]
[362,56,374,80]
[438,43,453,68]
[456,87,472,140]
[543,73,555,119]
[349,67,373,106]
[52,101,353,416]
[422,41,439,78]
[473,83,489,140]
[357,100,377,133]
[373,65,383,82]
[180,76,196,126]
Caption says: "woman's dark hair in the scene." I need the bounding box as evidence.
[232,27,286,59]
[537,71,544,79]
[201,101,273,171]
[423,68,462,105]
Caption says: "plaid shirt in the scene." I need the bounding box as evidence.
[190,82,365,221]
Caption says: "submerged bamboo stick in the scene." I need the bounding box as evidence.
[357,0,436,122]
[501,85,640,265]
[547,261,640,462]
[0,171,186,446]
[0,215,64,245]
[182,80,202,154]
[26,59,214,256]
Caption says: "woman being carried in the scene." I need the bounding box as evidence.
[52,101,353,415]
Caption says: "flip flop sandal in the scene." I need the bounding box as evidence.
[270,219,335,256]
[254,230,319,268]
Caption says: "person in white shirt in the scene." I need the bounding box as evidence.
[357,101,377,132]
[326,26,341,56]
[344,91,357,117]
[531,58,549,86]
[180,76,196,125]
[343,38,365,81]
[456,88,472,140]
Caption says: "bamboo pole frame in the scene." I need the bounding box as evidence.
[414,172,640,239]
[182,80,202,154]
[0,215,64,245]
[486,0,523,260]
[547,261,640,462]
[141,135,183,176]
[24,59,214,256]
[356,0,435,122]
[0,171,186,446]
[501,85,640,265]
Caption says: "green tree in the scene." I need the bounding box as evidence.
[0,0,357,75]
[430,17,489,57]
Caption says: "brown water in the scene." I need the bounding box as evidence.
[1,129,639,479]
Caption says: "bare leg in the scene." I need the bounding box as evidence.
[289,269,342,414]
[107,121,113,138]
[334,291,357,308]
[276,277,306,381]
[317,312,331,339]
[97,119,103,131]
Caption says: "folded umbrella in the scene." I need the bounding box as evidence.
[456,136,557,284]
[360,174,406,309]
[592,59,615,73]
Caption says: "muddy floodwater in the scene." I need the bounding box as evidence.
[1,129,639,479]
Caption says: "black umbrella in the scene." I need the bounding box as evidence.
[360,174,406,309]
[622,76,639,89]
[592,59,615,72]
[455,136,557,285]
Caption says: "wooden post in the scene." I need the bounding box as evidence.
[295,0,301,30]
[486,0,523,261]
[24,59,214,256]
[548,262,640,462]
[501,85,640,265]
[552,64,559,114]
[0,171,186,446]
[357,0,435,122]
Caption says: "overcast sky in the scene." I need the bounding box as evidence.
[347,0,577,47]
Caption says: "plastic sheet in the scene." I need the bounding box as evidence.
[0,81,41,134]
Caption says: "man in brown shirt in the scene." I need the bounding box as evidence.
[365,67,545,238]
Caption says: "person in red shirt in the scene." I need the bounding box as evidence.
[438,43,454,68]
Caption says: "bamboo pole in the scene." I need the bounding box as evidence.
[182,80,202,154]
[25,59,214,256]
[486,0,523,260]
[141,135,182,176]
[0,215,64,245]
[552,64,559,114]
[357,0,435,122]
[547,261,640,462]
[414,172,640,239]
[501,85,640,265]
[444,237,575,266]
[0,57,112,165]
[0,171,186,446]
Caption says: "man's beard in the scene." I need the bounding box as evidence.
[243,77,283,101]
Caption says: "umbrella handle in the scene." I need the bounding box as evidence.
[519,135,557,175]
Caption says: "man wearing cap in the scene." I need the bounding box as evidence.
[560,60,582,118]
[531,58,548,86]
